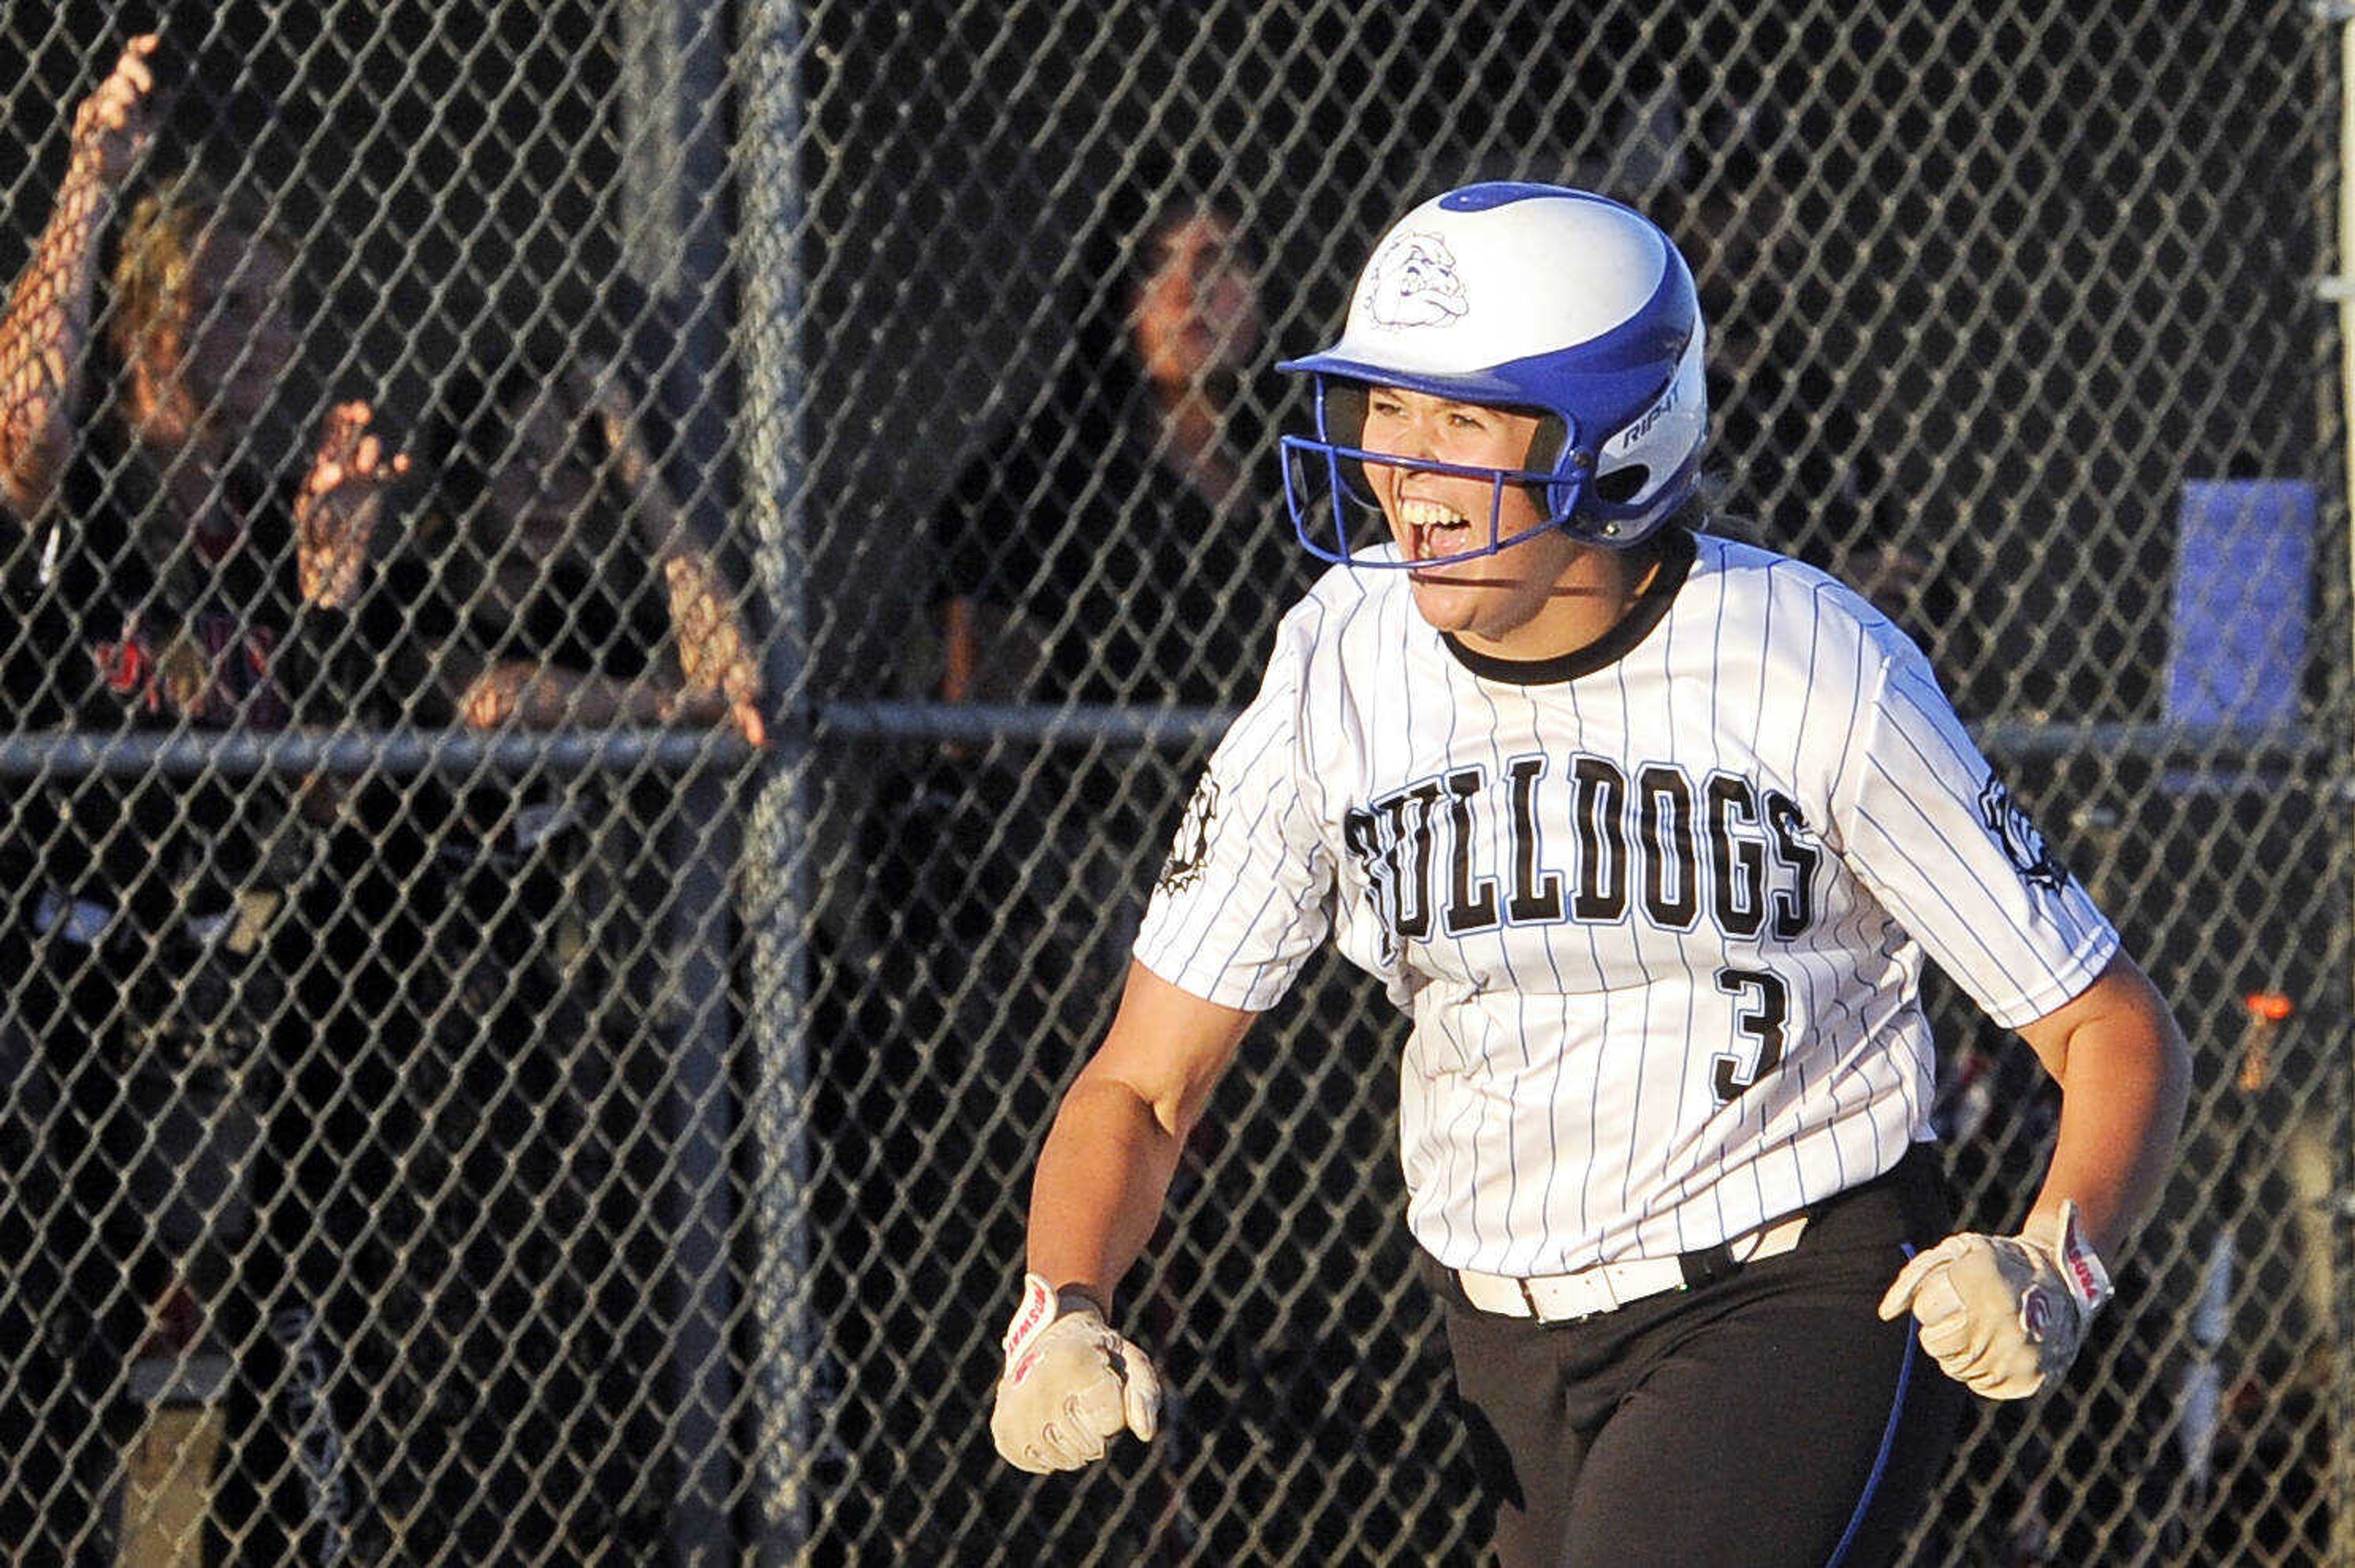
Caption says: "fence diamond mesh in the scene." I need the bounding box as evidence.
[0,0,2344,1563]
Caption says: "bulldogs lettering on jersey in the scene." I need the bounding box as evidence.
[1339,757,1821,952]
[1135,533,2119,1278]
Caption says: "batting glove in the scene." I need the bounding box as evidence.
[990,1273,1163,1473]
[1877,1199,2113,1400]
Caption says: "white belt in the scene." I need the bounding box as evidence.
[1456,1212,1811,1325]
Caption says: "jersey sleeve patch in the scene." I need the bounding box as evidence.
[1976,774,2072,893]
[1155,775,1222,896]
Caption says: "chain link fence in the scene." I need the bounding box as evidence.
[0,0,2345,1562]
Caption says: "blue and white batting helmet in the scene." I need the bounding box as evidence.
[1279,182,1707,563]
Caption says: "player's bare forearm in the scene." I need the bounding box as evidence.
[2018,952,2191,1260]
[1024,962,1256,1311]
[1026,1077,1189,1313]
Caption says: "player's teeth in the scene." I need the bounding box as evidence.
[1401,498,1469,557]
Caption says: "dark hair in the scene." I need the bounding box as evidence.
[424,355,630,551]
[1042,148,1267,453]
[1661,485,1713,540]
[424,365,515,528]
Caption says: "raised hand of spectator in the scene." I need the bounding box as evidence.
[4,36,166,518]
[565,356,765,746]
[297,399,410,607]
[69,34,160,191]
[664,550,765,746]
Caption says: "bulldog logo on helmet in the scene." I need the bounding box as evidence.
[1362,232,1469,329]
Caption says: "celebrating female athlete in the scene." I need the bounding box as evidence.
[989,182,2188,1567]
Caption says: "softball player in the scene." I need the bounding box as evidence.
[990,183,2189,1567]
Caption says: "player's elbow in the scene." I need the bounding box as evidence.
[2061,959,2193,1147]
[1075,961,1257,1147]
[2108,960,2192,1111]
[1066,1057,1197,1150]
[2029,955,2181,1080]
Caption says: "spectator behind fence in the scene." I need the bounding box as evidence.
[419,353,763,745]
[840,154,1311,1561]
[884,160,1309,1034]
[0,35,438,1561]
[932,166,1299,711]
[297,348,764,1554]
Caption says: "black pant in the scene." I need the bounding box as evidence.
[1428,1149,1968,1568]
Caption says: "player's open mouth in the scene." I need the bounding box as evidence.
[1400,497,1474,562]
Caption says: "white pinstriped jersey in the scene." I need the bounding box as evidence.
[1133,530,2118,1278]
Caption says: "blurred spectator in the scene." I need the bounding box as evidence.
[406,350,762,1044]
[890,159,1308,1028]
[850,155,1309,1561]
[419,353,762,744]
[321,348,765,1556]
[932,166,1299,710]
[0,35,432,1561]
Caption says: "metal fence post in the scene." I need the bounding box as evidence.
[736,0,816,1559]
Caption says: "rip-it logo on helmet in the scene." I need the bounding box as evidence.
[1614,372,1683,454]
[1279,182,1707,565]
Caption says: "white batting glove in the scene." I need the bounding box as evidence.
[990,1274,1163,1473]
[1877,1199,2113,1400]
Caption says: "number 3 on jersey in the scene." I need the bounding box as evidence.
[1712,968,1790,1104]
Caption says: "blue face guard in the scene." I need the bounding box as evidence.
[1279,433,1591,568]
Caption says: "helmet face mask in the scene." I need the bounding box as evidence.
[1282,381,1595,567]
[1279,183,1707,566]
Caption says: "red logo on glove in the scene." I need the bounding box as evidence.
[1001,1274,1061,1380]
[2052,1203,2113,1317]
[2063,1249,2102,1302]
